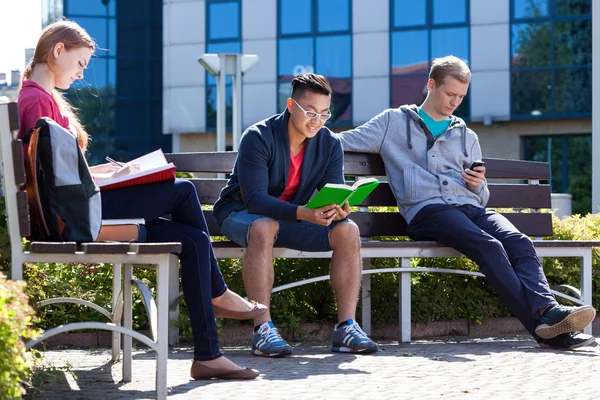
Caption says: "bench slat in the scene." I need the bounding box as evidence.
[203,210,553,238]
[8,102,19,132]
[190,179,551,209]
[30,242,78,253]
[166,152,236,174]
[130,243,182,254]
[12,140,26,186]
[81,243,132,254]
[16,190,31,237]
[168,152,551,181]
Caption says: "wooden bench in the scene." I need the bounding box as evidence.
[0,102,179,400]
[165,150,598,341]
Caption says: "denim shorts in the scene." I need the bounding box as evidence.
[220,209,350,252]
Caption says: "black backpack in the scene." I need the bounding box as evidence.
[23,118,101,242]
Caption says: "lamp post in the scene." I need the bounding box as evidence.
[198,53,259,152]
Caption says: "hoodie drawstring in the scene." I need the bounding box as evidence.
[406,115,413,149]
[461,126,468,157]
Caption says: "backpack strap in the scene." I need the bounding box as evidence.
[25,126,51,239]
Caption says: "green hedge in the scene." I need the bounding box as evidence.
[0,273,39,399]
[1,212,599,337]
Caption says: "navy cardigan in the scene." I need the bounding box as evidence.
[213,110,345,226]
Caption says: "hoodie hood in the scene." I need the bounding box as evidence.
[399,104,469,157]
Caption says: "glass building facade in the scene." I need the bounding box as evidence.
[277,0,353,126]
[510,0,592,119]
[205,0,242,129]
[45,0,169,164]
[390,0,470,119]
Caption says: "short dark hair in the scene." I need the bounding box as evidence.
[291,73,332,98]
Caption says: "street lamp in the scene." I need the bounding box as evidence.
[198,53,259,152]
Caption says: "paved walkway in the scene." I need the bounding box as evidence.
[32,337,599,400]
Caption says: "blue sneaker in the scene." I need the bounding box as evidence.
[535,304,596,339]
[331,319,378,354]
[251,322,293,357]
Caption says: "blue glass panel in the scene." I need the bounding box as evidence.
[554,20,592,66]
[206,42,242,85]
[394,0,426,27]
[555,0,591,16]
[391,75,428,108]
[433,0,467,24]
[278,38,314,80]
[108,58,116,88]
[206,84,234,128]
[108,18,117,57]
[513,0,549,19]
[72,17,108,54]
[66,0,109,16]
[431,28,469,62]
[278,82,293,112]
[391,30,428,73]
[328,78,351,125]
[280,0,312,34]
[511,23,551,67]
[315,35,351,78]
[318,0,349,32]
[511,70,551,115]
[555,67,591,113]
[109,0,116,17]
[208,2,240,40]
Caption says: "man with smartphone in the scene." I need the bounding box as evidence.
[339,55,596,350]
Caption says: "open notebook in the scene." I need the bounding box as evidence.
[94,150,176,191]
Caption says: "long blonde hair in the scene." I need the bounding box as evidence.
[20,20,95,151]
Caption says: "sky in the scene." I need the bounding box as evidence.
[0,0,42,84]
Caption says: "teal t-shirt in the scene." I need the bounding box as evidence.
[418,107,452,138]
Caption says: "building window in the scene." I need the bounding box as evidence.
[206,0,241,129]
[523,134,591,214]
[390,0,470,119]
[277,0,352,126]
[510,0,592,118]
[62,0,169,163]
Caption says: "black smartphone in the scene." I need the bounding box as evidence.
[469,161,485,170]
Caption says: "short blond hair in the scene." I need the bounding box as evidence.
[429,56,471,87]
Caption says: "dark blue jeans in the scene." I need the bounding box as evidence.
[102,179,226,360]
[406,204,557,338]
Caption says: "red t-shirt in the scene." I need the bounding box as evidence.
[17,80,70,154]
[279,144,306,202]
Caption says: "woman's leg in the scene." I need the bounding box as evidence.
[101,179,226,297]
[145,218,223,360]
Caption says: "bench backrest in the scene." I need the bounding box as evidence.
[165,151,553,238]
[0,103,31,258]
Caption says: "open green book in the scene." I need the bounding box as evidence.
[305,177,380,209]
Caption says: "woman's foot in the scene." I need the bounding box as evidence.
[212,289,267,320]
[190,357,259,380]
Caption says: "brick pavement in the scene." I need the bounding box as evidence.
[31,337,600,400]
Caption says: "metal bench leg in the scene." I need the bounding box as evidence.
[155,255,172,400]
[122,264,133,382]
[111,263,122,361]
[399,258,411,342]
[581,250,593,335]
[168,259,180,345]
[361,258,372,335]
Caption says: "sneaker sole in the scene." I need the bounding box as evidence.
[540,336,597,350]
[535,306,596,339]
[331,346,378,354]
[251,348,293,357]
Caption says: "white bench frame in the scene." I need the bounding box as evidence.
[0,102,178,400]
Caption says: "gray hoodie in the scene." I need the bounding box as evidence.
[339,104,490,223]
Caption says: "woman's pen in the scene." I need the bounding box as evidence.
[105,156,124,167]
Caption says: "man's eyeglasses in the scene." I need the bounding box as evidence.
[292,98,332,121]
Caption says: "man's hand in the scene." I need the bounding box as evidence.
[297,204,338,226]
[332,202,351,221]
[462,165,486,188]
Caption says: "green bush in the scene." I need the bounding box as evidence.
[0,273,39,399]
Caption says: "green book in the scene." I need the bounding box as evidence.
[305,177,380,209]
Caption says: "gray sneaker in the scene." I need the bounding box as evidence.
[331,319,378,354]
[251,322,293,357]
